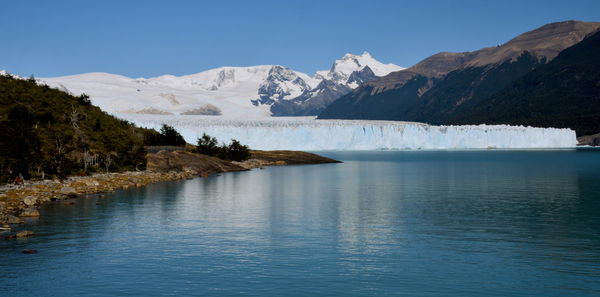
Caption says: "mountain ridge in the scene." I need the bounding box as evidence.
[37,52,403,119]
[358,20,600,94]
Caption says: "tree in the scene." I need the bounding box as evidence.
[5,104,40,179]
[196,133,219,156]
[226,139,250,161]
[193,134,251,161]
[159,124,186,146]
[77,93,91,105]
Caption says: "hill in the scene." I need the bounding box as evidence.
[0,74,150,183]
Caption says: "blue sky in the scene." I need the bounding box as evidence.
[1,0,599,78]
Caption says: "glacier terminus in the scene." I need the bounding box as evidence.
[121,115,577,150]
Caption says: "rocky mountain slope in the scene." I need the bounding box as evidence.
[318,20,600,136]
[449,29,600,136]
[37,53,402,119]
[270,52,402,116]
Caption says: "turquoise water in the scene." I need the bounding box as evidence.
[1,150,600,296]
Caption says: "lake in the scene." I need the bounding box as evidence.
[1,150,600,296]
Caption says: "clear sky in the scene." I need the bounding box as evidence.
[1,0,599,78]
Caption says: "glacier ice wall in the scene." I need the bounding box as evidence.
[120,114,578,150]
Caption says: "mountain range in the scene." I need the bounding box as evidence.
[318,20,600,136]
[6,20,600,137]
[35,52,402,119]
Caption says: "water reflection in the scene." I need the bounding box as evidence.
[1,151,599,296]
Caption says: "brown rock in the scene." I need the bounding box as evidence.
[16,230,34,237]
[19,209,40,217]
[60,187,78,198]
[23,196,37,207]
[6,215,24,224]
[22,249,38,254]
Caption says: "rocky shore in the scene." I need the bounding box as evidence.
[0,150,339,232]
[577,133,600,146]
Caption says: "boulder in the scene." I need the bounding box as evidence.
[19,209,40,217]
[23,196,37,207]
[16,230,34,237]
[60,187,78,197]
[5,215,24,224]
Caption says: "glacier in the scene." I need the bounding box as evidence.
[121,114,577,150]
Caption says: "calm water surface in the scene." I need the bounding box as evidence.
[1,150,600,296]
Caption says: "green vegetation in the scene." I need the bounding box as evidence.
[0,74,151,183]
[143,124,186,146]
[195,133,250,161]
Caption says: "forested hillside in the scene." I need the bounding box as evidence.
[0,74,154,183]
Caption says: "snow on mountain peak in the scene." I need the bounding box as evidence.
[320,52,404,84]
[342,51,372,60]
[255,65,315,104]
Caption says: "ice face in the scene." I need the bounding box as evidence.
[120,114,578,150]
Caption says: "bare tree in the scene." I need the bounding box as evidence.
[104,152,117,173]
[82,149,98,173]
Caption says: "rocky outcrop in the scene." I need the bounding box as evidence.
[271,79,352,116]
[577,133,600,146]
[254,66,313,105]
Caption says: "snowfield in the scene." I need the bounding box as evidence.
[120,114,577,150]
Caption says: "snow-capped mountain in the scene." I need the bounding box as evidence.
[316,51,403,87]
[253,66,319,106]
[270,52,404,116]
[37,52,402,119]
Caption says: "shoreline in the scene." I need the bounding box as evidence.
[0,150,340,230]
